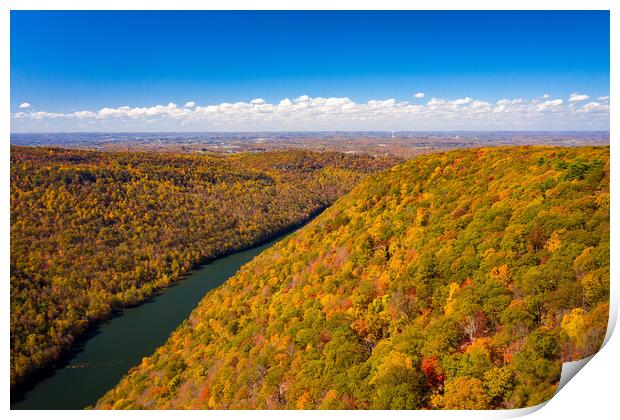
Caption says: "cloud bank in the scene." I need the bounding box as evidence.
[11,93,609,132]
[569,93,590,103]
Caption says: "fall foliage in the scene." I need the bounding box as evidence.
[95,146,609,409]
[10,146,396,387]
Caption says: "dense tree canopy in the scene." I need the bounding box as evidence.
[96,146,609,410]
[10,146,396,386]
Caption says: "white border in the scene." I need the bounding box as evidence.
[2,2,616,419]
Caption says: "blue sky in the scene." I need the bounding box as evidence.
[11,11,610,131]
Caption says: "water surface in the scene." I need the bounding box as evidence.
[11,235,285,410]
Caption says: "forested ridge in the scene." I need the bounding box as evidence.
[96,146,609,410]
[10,146,397,387]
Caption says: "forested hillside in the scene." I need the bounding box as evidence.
[96,146,609,410]
[10,146,397,387]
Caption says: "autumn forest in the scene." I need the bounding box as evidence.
[10,145,609,410]
[10,146,396,387]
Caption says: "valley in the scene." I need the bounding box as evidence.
[92,146,610,409]
[10,146,396,390]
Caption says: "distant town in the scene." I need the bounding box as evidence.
[10,131,610,158]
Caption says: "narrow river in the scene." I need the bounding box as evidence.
[11,235,287,410]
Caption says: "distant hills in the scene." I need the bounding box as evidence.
[10,131,610,158]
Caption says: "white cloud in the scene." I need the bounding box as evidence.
[451,97,473,106]
[496,98,523,106]
[426,98,444,107]
[18,102,31,109]
[414,92,425,99]
[576,102,610,114]
[278,98,292,108]
[542,94,550,99]
[31,111,65,119]
[184,101,196,108]
[569,92,590,102]
[536,99,563,112]
[72,111,97,119]
[10,93,610,131]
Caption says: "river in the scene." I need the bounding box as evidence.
[11,235,287,410]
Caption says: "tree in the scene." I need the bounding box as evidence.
[443,377,491,409]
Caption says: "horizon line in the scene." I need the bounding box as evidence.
[10,130,611,135]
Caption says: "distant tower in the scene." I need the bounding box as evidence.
[391,130,395,138]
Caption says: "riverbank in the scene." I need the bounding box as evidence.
[11,226,303,409]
